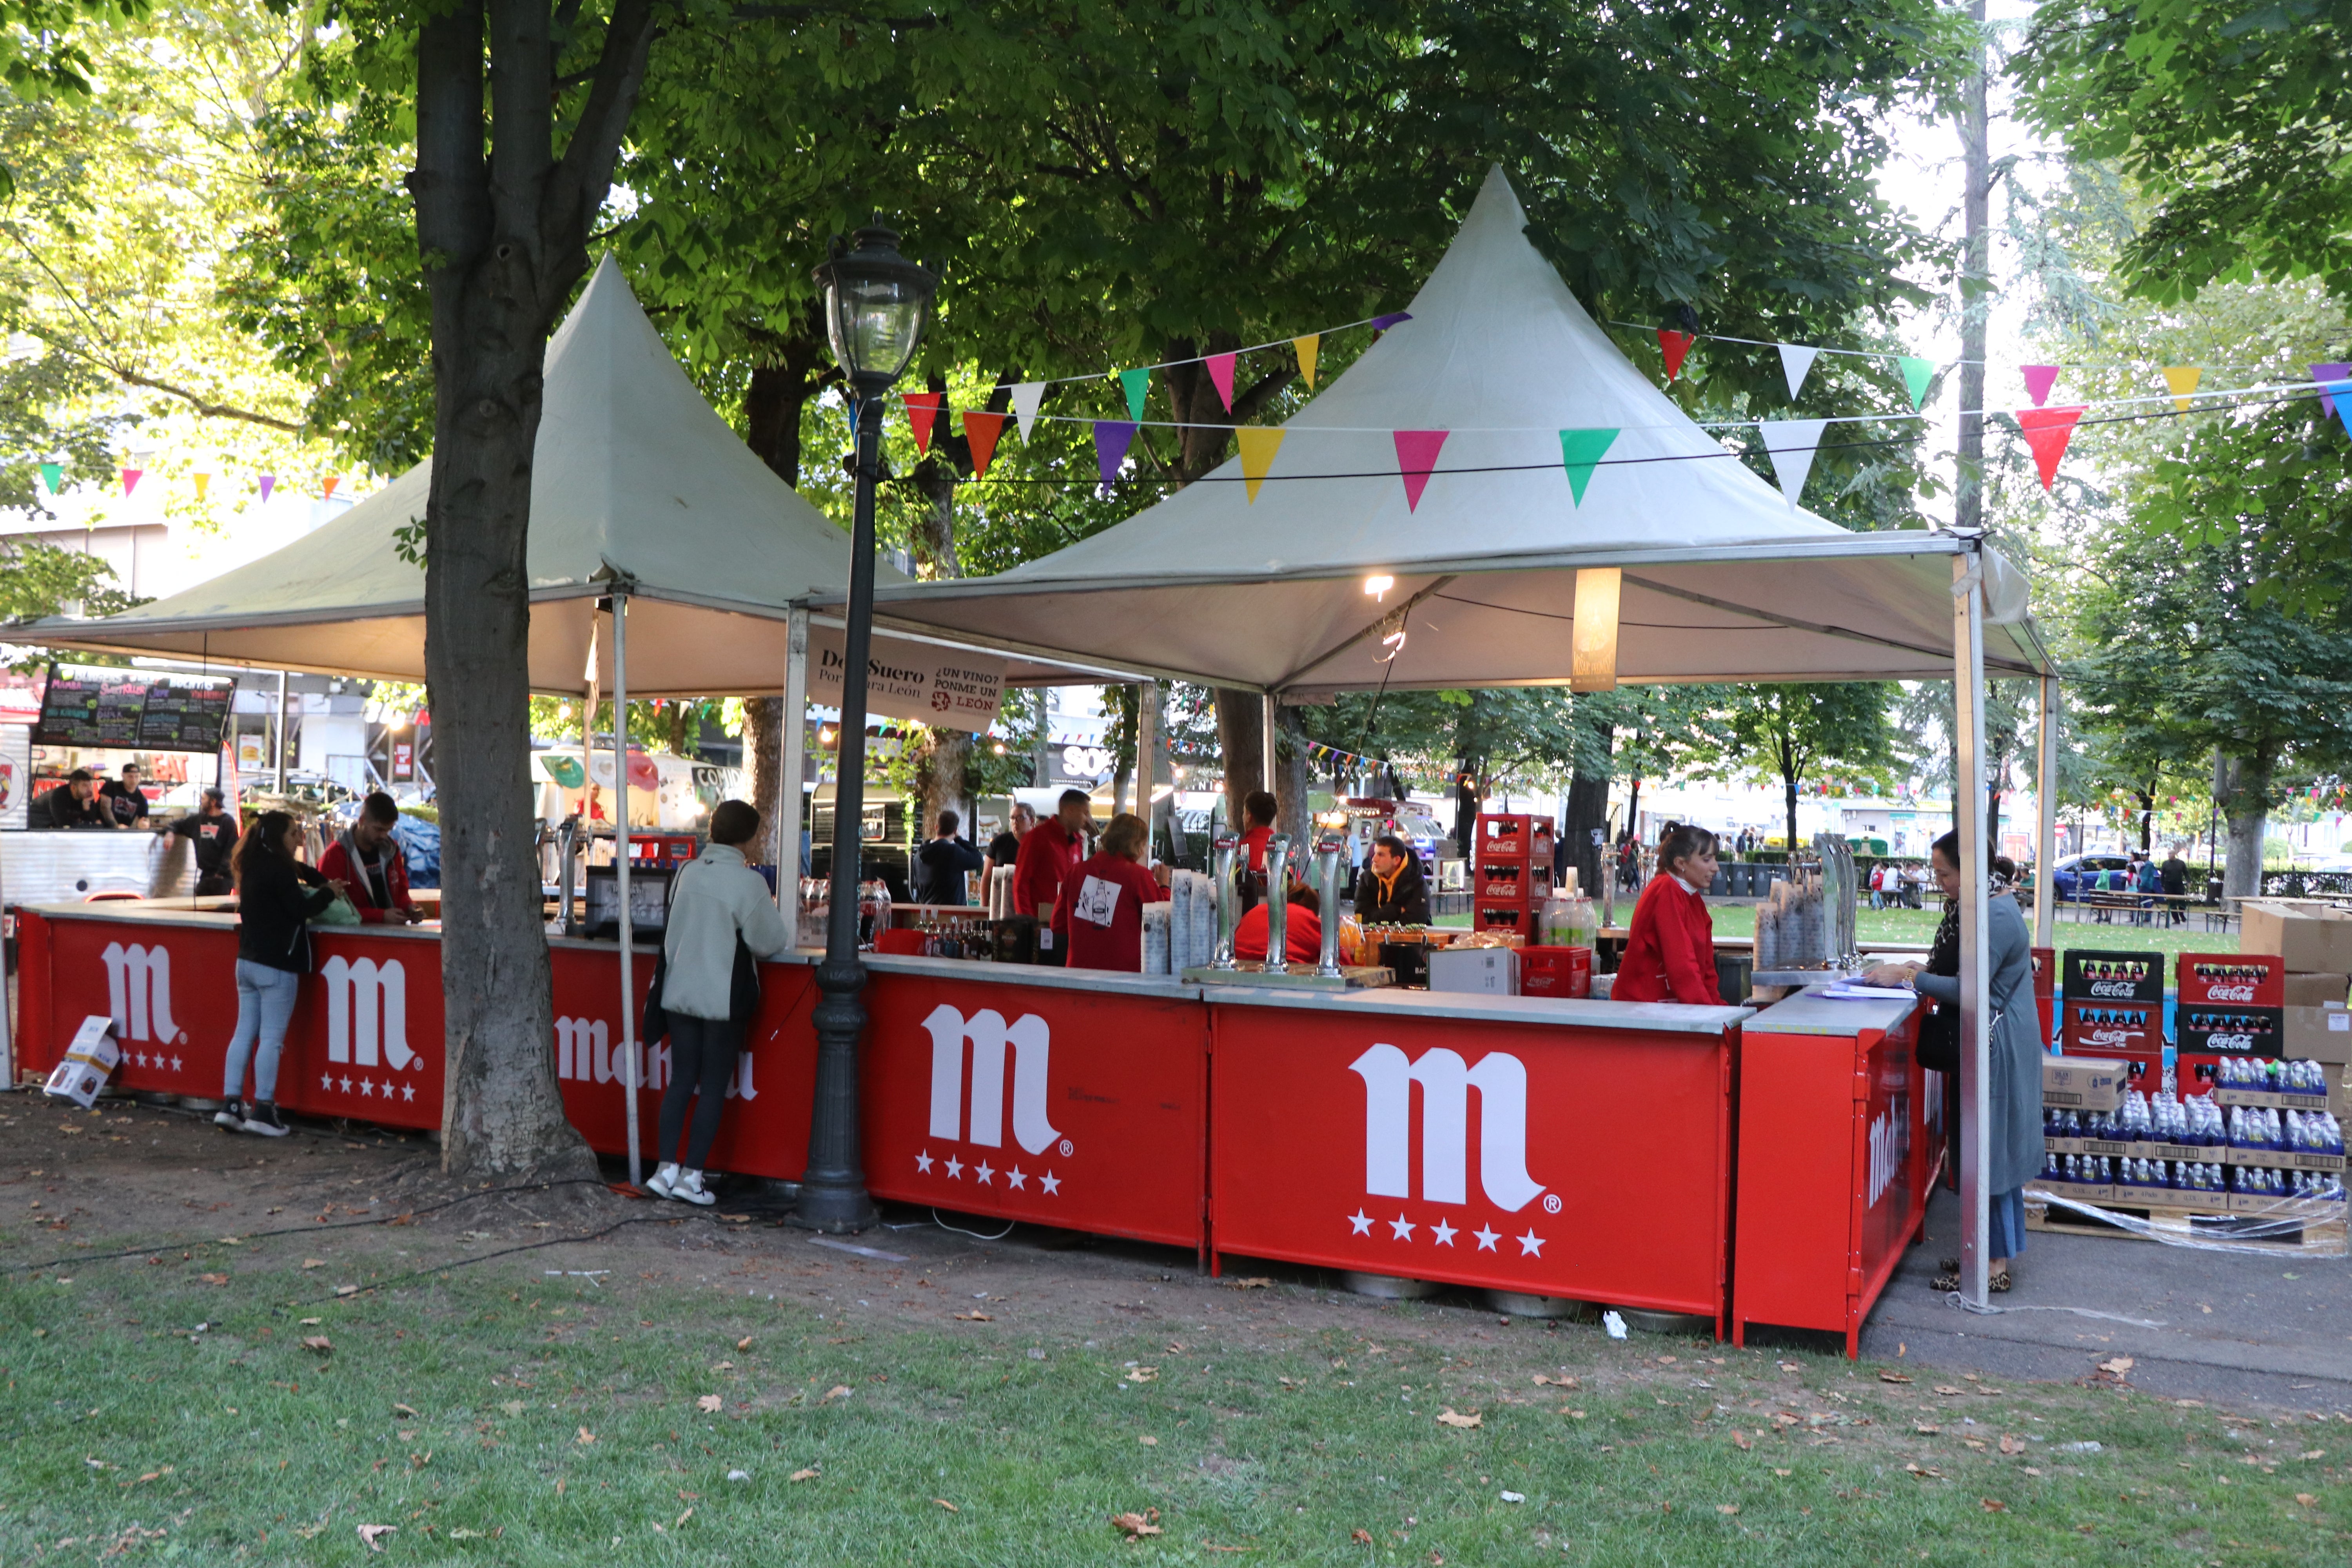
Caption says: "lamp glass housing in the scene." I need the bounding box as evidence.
[814,224,937,389]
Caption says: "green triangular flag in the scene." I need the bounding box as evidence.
[1898,356,1936,410]
[1118,367,1151,422]
[38,461,62,494]
[1558,428,1619,505]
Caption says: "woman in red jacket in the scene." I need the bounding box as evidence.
[1611,825,1723,1005]
[1054,813,1169,971]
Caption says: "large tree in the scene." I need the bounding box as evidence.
[1716,684,1902,856]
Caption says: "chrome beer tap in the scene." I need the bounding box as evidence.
[1210,835,1240,970]
[1262,833,1293,974]
[1314,828,1346,978]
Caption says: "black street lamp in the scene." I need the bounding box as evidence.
[799,221,938,1232]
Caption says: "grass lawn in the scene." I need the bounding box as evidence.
[2,1231,2341,1564]
[1707,904,2241,962]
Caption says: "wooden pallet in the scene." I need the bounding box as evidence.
[2025,1194,2347,1256]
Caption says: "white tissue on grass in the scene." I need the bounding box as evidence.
[726,1470,750,1482]
[2058,1441,2102,1454]
[1500,1490,1526,1503]
[1602,1310,1628,1340]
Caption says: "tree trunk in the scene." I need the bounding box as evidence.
[412,0,657,1180]
[2217,752,2271,900]
[744,697,786,866]
[1784,773,1800,860]
[1213,688,1263,831]
[2138,788,2156,853]
[1623,777,1642,847]
[1276,702,1312,849]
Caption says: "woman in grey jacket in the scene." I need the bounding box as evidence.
[647,800,793,1205]
[1867,831,2042,1291]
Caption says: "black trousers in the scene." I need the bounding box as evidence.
[659,1013,743,1171]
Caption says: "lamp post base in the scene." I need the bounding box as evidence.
[788,1183,879,1234]
[793,955,877,1233]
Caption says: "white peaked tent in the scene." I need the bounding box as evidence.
[842,166,2048,694]
[821,165,2053,1310]
[22,256,1106,697]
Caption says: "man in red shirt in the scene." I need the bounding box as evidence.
[1234,886,1321,965]
[1238,789,1278,875]
[1054,813,1169,971]
[318,791,423,924]
[1011,788,1092,954]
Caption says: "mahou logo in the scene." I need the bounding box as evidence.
[101,942,180,1044]
[925,1005,1060,1153]
[1866,1104,1906,1210]
[321,956,416,1069]
[1349,1044,1544,1211]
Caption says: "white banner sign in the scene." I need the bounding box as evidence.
[808,629,1004,734]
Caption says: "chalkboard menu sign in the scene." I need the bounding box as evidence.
[31,664,235,752]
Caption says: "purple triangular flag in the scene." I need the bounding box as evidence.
[2312,363,2351,420]
[2022,365,2060,407]
[1093,421,1138,495]
[1370,312,1412,331]
[258,474,276,502]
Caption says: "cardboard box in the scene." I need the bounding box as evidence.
[2178,953,2285,1007]
[2179,1005,2283,1056]
[2043,1056,2127,1111]
[2060,998,2160,1055]
[2283,972,2350,1008]
[2060,950,2163,1003]
[2239,901,2352,975]
[1428,946,1518,996]
[2284,1004,2352,1064]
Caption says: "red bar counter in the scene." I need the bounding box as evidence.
[1205,987,1746,1334]
[1731,985,1929,1357]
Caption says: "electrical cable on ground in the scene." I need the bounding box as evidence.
[931,1209,1015,1241]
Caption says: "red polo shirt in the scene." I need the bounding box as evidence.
[1011,815,1084,919]
[1054,852,1169,972]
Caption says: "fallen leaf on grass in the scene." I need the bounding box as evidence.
[1350,1528,1374,1545]
[789,1468,819,1483]
[2097,1357,2134,1377]
[1436,1408,1482,1430]
[302,1259,325,1270]
[1878,1371,1913,1384]
[198,1272,229,1286]
[1962,1439,1988,1452]
[1915,1425,1941,1436]
[2298,1493,2318,1506]
[1562,1408,1586,1419]
[2299,1450,2326,1461]
[933,1499,958,1512]
[1999,1436,2024,1455]
[394,1403,417,1418]
[696,1395,722,1413]
[500,1401,525,1418]
[1203,1545,1252,1554]
[334,1285,358,1298]
[1226,1277,1272,1290]
[1980,1498,2007,1513]
[299,1336,332,1353]
[576,1427,596,1445]
[1933,1386,1965,1397]
[298,1318,321,1327]
[1111,1508,1163,1539]
[2022,1467,2043,1477]
[1126,1368,1159,1384]
[736,1337,753,1351]
[357,1524,396,1552]
[1772,1469,1793,1478]
[1717,1504,1740,1515]
[1532,1374,1578,1388]
[954,1311,993,1322]
[1138,1436,1158,1446]
[1732,1432,1751,1450]
[821,1386,853,1402]
[1904,1464,1944,1479]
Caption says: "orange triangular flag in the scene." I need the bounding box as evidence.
[2018,405,2086,491]
[2161,366,2202,412]
[962,410,1008,478]
[322,474,341,499]
[902,391,945,455]
[1237,428,1285,503]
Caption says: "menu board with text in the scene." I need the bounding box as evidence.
[31,664,235,753]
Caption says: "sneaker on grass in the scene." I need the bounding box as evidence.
[241,1101,290,1138]
[672,1169,716,1207]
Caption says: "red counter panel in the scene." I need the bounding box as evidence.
[856,973,1210,1249]
[1208,1003,1735,1329]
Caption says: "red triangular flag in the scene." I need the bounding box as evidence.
[2017,405,2085,491]
[902,391,946,455]
[1658,330,1696,382]
[1392,430,1450,512]
[1205,352,1237,411]
[962,410,1008,478]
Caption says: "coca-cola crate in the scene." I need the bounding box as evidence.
[1474,860,1553,901]
[2179,1006,2283,1056]
[2061,999,2161,1056]
[2031,946,2055,999]
[1475,813,1553,866]
[2178,952,2285,1007]
[1472,898,1534,936]
[2060,950,2163,1003]
[1518,944,1592,999]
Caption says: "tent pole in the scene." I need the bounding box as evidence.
[1953,553,1991,1310]
[1136,682,1159,860]
[1259,693,1277,794]
[274,670,289,792]
[2034,674,2060,951]
[610,590,642,1189]
[779,607,809,935]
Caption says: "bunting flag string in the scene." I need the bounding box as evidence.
[258,475,276,502]
[1118,367,1152,421]
[1657,329,1695,382]
[192,472,209,499]
[120,468,141,495]
[1010,380,1045,443]
[2017,405,2087,491]
[1093,421,1138,496]
[1392,430,1449,511]
[1236,428,1285,503]
[962,410,1008,478]
[1294,334,1321,390]
[2162,366,2202,411]
[38,461,61,494]
[2320,373,2352,439]
[1777,343,1818,401]
[1558,429,1618,505]
[2022,365,2060,407]
[1898,356,1937,410]
[2314,363,2351,424]
[1758,419,1828,507]
[1205,352,1237,411]
[902,391,945,455]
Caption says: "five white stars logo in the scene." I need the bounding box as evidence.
[944,1157,964,1179]
[1039,1172,1061,1195]
[1007,1167,1027,1190]
[918,1151,1059,1195]
[1350,1213,1540,1258]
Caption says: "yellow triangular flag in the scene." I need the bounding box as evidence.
[1237,428,1286,503]
[192,473,211,500]
[2162,366,2202,412]
[1293,334,1320,390]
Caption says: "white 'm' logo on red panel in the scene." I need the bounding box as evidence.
[101,942,178,1044]
[1350,1044,1544,1212]
[924,1004,1061,1154]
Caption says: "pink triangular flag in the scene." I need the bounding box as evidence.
[2021,365,2060,407]
[2018,405,2085,491]
[258,475,276,501]
[1392,430,1450,512]
[1205,351,1237,411]
[121,468,142,496]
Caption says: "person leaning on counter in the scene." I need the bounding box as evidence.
[36,769,116,829]
[1351,833,1431,924]
[318,791,423,924]
[1011,788,1091,960]
[1609,825,1724,1005]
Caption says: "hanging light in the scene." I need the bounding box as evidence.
[1364,573,1395,599]
[1571,566,1622,692]
[811,222,938,395]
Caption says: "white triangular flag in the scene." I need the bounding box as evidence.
[1777,343,1820,402]
[1010,381,1046,443]
[1758,418,1829,508]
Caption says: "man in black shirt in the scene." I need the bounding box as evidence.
[98,762,150,826]
[912,809,985,906]
[1352,833,1433,925]
[2159,842,2191,926]
[36,769,113,829]
[164,787,241,895]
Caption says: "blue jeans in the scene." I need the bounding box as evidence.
[225,960,302,1103]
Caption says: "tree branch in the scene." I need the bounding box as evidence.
[546,0,659,253]
[108,368,305,434]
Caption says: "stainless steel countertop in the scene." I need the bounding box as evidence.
[1743,982,1920,1037]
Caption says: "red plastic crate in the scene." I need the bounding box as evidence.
[2060,998,2160,1056]
[628,833,701,868]
[1472,899,1534,935]
[1475,813,1554,866]
[1474,860,1553,901]
[2178,952,2284,1007]
[2031,946,2054,999]
[1518,944,1592,998]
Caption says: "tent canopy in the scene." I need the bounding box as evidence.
[830,166,2047,693]
[16,257,1119,697]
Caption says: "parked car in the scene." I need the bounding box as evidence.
[2051,851,2136,900]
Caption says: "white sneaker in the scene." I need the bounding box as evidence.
[644,1162,679,1199]
[672,1169,716,1207]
